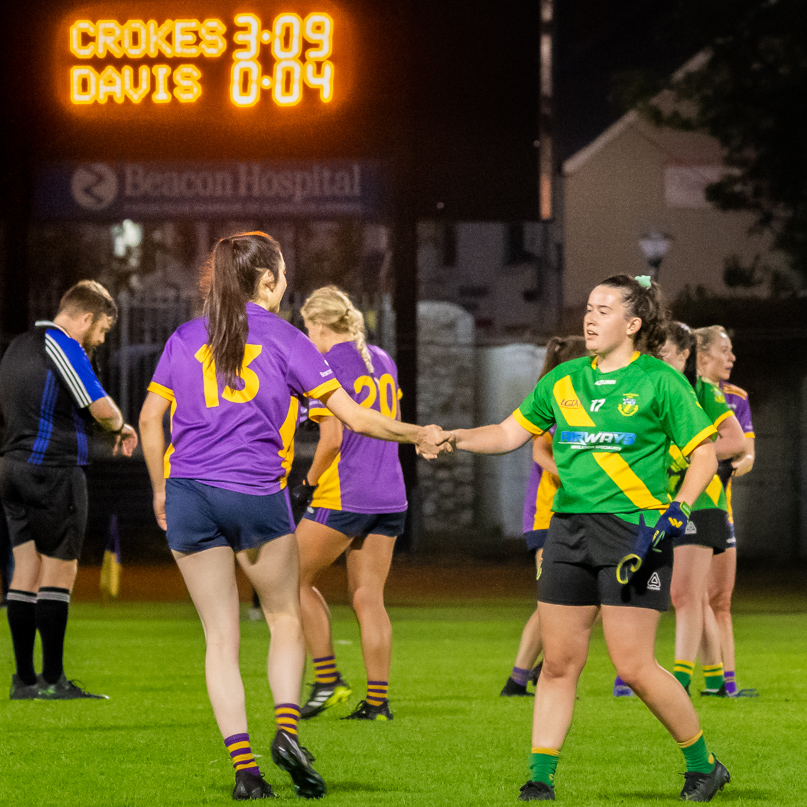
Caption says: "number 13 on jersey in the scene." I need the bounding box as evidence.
[195,344,262,407]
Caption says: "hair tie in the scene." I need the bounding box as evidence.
[634,275,652,289]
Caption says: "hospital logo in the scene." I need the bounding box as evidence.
[647,572,662,591]
[72,163,118,210]
[618,393,639,417]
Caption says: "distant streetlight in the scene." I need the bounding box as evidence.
[639,231,673,279]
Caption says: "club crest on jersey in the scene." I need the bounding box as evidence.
[618,393,639,417]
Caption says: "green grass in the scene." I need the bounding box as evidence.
[1,601,805,806]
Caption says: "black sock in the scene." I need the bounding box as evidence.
[36,587,71,685]
[7,590,38,685]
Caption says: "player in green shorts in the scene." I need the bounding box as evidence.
[447,275,730,803]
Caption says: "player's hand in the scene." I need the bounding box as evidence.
[152,489,167,531]
[290,479,316,510]
[651,501,690,549]
[416,425,454,459]
[113,424,138,457]
[731,452,754,478]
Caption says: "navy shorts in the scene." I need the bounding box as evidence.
[673,508,729,555]
[302,507,406,538]
[0,459,88,561]
[537,513,673,612]
[524,528,549,553]
[165,478,294,554]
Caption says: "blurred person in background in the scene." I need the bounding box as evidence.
[0,280,138,700]
[501,335,588,698]
[695,326,758,698]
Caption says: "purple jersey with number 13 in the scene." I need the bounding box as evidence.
[308,342,407,513]
[148,302,341,495]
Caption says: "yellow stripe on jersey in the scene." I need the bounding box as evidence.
[277,397,300,487]
[306,378,341,400]
[307,406,333,422]
[680,425,717,457]
[532,471,559,531]
[312,451,342,510]
[163,398,178,477]
[592,452,667,511]
[512,408,545,435]
[552,376,596,427]
[726,478,735,524]
[712,409,732,429]
[148,381,175,402]
[590,351,640,369]
[704,475,724,507]
[744,431,755,438]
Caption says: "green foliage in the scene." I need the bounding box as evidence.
[621,0,807,281]
[2,602,806,805]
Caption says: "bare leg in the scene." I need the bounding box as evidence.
[604,605,700,742]
[699,593,722,667]
[514,549,544,670]
[345,533,396,683]
[174,545,245,738]
[531,603,599,749]
[237,534,306,706]
[708,548,737,674]
[296,519,352,659]
[671,545,713,663]
[9,541,42,592]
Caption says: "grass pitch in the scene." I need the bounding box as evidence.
[1,600,805,806]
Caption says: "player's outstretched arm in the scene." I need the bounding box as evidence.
[319,387,452,459]
[139,391,171,530]
[451,415,533,455]
[89,395,138,456]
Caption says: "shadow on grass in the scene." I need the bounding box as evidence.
[325,781,421,795]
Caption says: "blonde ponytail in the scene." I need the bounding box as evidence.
[301,285,374,373]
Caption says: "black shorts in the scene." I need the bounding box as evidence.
[673,508,728,555]
[537,512,672,611]
[0,459,88,561]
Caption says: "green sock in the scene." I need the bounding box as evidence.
[673,659,694,689]
[529,747,560,787]
[678,731,716,774]
[702,663,724,691]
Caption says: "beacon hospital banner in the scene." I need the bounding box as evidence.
[34,160,390,220]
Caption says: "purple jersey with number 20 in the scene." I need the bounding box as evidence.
[148,303,341,495]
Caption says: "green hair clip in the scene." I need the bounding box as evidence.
[634,275,652,289]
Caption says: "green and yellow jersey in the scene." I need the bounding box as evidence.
[667,378,733,513]
[513,352,716,526]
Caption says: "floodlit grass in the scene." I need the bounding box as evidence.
[1,601,805,806]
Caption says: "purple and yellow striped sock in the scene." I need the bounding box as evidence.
[366,680,388,707]
[275,703,301,736]
[724,670,738,696]
[511,667,531,687]
[224,733,260,776]
[313,655,339,685]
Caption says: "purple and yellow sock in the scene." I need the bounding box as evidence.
[225,733,260,776]
[702,663,724,691]
[366,680,388,706]
[275,703,300,736]
[511,667,531,687]
[678,730,716,774]
[529,747,560,787]
[673,659,694,689]
[313,655,338,685]
[724,670,738,696]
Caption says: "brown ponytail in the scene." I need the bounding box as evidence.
[202,231,283,389]
[539,335,588,379]
[599,274,669,358]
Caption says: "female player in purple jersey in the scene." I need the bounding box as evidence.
[139,233,449,801]
[293,286,406,721]
[695,326,757,697]
[445,276,730,803]
[501,336,588,698]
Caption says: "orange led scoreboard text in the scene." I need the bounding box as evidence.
[68,13,334,107]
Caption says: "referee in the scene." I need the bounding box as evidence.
[0,280,137,700]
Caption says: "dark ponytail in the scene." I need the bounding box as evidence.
[599,274,668,358]
[667,320,698,387]
[202,231,283,389]
[539,335,588,380]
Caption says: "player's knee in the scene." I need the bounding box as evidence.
[669,582,694,611]
[710,590,732,616]
[541,652,586,681]
[350,585,383,615]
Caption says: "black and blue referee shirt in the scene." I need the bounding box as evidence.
[0,321,107,466]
